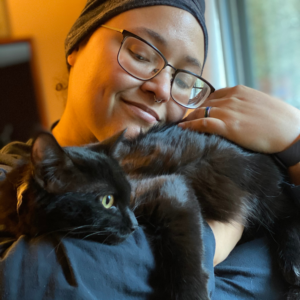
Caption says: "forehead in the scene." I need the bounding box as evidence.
[105,5,205,70]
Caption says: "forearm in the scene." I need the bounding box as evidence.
[206,220,244,267]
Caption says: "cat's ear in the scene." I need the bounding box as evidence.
[31,132,73,190]
[31,132,65,166]
[88,129,127,154]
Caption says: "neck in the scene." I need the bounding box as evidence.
[52,109,97,147]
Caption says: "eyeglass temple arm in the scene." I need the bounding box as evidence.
[101,24,124,33]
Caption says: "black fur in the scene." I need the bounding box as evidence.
[0,132,137,244]
[1,125,300,300]
[106,124,300,300]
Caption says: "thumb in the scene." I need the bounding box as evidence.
[178,118,228,137]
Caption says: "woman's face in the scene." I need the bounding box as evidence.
[66,5,204,143]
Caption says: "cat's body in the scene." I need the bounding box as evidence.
[112,125,293,226]
[109,124,300,299]
[0,125,300,300]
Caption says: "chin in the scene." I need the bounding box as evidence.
[124,126,145,138]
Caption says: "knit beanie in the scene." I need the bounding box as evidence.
[65,0,208,68]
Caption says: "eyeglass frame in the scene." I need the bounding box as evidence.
[101,24,215,109]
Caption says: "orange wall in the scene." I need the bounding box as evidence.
[6,0,86,127]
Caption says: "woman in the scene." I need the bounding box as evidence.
[0,0,299,299]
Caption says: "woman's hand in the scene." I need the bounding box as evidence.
[179,85,300,154]
[206,220,244,266]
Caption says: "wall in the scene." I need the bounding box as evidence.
[6,0,86,127]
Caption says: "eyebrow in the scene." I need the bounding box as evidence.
[135,26,202,71]
[184,55,202,71]
[135,26,168,46]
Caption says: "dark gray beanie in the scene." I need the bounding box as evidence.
[65,0,208,68]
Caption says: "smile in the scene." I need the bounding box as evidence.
[122,99,160,124]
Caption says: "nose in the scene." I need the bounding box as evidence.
[126,207,138,232]
[141,68,173,103]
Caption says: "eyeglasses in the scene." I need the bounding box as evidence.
[101,25,215,109]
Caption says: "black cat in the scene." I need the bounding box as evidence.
[1,125,300,300]
[0,133,137,244]
[0,131,210,300]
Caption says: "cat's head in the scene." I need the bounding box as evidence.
[18,132,137,243]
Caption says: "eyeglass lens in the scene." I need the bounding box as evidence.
[118,36,211,108]
[171,72,211,108]
[118,36,165,80]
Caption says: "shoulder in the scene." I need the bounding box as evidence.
[0,229,155,300]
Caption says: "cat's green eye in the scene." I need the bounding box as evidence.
[100,195,114,209]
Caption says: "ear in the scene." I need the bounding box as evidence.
[31,132,74,191]
[31,132,64,166]
[88,129,127,155]
[67,48,79,67]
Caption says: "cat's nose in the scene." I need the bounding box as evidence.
[129,215,138,232]
[126,207,138,232]
[130,222,138,232]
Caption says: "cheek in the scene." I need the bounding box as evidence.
[165,102,187,123]
[79,62,144,128]
[107,68,136,92]
[75,59,129,111]
[98,54,143,98]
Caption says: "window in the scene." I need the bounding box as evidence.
[245,0,300,108]
[205,0,300,109]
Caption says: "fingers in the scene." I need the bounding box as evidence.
[179,85,300,153]
[182,108,205,122]
[207,85,252,101]
[207,86,234,100]
[179,104,236,141]
[178,117,228,137]
[182,106,221,122]
[203,85,254,110]
[179,106,227,136]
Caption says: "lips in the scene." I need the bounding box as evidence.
[122,99,160,123]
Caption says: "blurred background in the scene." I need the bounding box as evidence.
[0,0,299,146]
[0,0,85,146]
[204,0,300,109]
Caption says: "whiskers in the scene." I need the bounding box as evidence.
[41,224,111,257]
[134,213,156,229]
[82,230,111,240]
[36,224,104,239]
